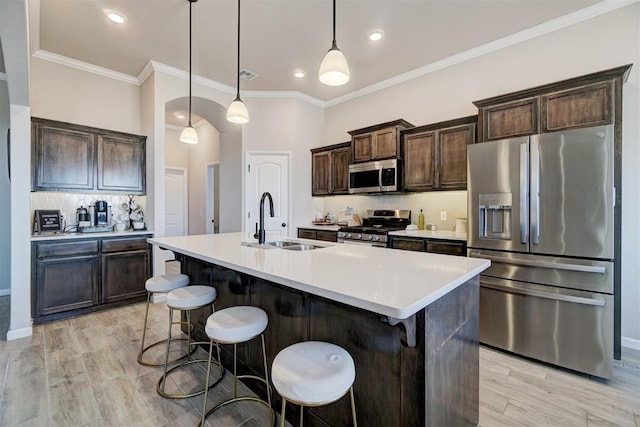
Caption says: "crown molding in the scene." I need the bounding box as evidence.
[325,0,639,107]
[32,49,139,85]
[0,73,7,82]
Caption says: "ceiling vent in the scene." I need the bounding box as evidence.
[239,69,258,81]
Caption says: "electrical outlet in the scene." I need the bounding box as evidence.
[440,211,447,221]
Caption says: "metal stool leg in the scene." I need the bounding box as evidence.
[261,334,273,421]
[299,404,304,427]
[138,291,152,359]
[279,398,286,427]
[350,387,357,427]
[200,340,214,427]
[159,307,174,395]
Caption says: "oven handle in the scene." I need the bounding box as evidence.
[469,251,606,274]
[481,278,606,306]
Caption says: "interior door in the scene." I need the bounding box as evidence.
[165,168,187,237]
[531,125,613,259]
[245,153,290,240]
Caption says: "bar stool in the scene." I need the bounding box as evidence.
[157,285,223,399]
[138,273,193,366]
[199,306,273,427]
[272,341,357,427]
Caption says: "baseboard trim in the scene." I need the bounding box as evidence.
[7,326,33,341]
[0,289,10,297]
[622,336,640,351]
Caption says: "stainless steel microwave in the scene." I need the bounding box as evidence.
[348,159,400,194]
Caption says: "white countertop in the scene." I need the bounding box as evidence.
[297,223,342,231]
[389,229,467,242]
[148,232,489,319]
[31,230,153,241]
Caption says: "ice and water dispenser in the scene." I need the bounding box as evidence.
[478,193,512,240]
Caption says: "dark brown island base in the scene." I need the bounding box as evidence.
[149,233,489,427]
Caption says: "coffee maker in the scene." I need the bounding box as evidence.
[76,206,91,229]
[95,200,110,226]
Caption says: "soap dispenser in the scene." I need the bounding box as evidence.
[418,209,425,230]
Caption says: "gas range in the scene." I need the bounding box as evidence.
[337,210,411,247]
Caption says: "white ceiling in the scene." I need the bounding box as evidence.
[32,0,604,102]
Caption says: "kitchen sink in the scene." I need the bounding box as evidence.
[241,240,325,251]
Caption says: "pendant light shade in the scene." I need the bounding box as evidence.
[227,96,249,124]
[228,0,249,124]
[179,125,198,144]
[319,0,349,86]
[182,0,198,144]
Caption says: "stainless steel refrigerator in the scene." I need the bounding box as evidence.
[467,124,614,378]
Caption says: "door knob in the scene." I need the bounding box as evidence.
[281,223,286,227]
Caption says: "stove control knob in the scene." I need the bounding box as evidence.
[366,234,374,241]
[353,233,362,240]
[345,233,352,239]
[372,235,380,242]
[337,232,345,238]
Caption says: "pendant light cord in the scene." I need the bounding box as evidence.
[236,0,241,99]
[332,0,336,44]
[188,0,193,127]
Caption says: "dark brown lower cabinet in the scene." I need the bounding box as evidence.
[297,228,338,242]
[176,253,479,427]
[35,255,99,316]
[389,235,467,256]
[32,234,151,324]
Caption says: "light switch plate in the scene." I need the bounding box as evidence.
[440,211,447,221]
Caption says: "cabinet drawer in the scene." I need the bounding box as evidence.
[316,231,338,242]
[390,238,425,252]
[297,229,317,240]
[102,237,149,253]
[36,240,99,258]
[426,240,466,256]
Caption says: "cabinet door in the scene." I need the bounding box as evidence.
[316,230,338,242]
[390,237,426,252]
[101,249,150,303]
[403,132,435,191]
[372,128,398,160]
[311,151,331,196]
[481,98,539,141]
[331,147,351,194]
[35,255,99,316]
[438,124,474,190]
[352,134,373,162]
[541,82,613,132]
[32,123,95,191]
[97,133,146,193]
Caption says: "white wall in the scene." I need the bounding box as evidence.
[323,4,640,347]
[30,57,141,134]
[188,121,219,235]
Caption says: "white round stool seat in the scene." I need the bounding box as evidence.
[145,273,189,293]
[167,285,217,309]
[272,341,355,406]
[205,306,268,344]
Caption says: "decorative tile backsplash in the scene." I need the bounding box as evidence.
[31,192,147,231]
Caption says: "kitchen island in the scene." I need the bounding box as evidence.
[148,232,489,426]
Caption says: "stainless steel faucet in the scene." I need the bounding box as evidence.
[255,191,274,244]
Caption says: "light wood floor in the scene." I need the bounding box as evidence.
[0,294,638,426]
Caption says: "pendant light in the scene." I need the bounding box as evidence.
[180,0,198,144]
[318,0,350,86]
[227,0,249,124]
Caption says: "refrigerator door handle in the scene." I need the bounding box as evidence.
[519,142,529,244]
[530,139,540,245]
[469,251,606,274]
[480,279,606,306]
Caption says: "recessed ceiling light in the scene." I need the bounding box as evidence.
[174,112,186,119]
[368,30,384,41]
[106,11,126,24]
[294,71,305,78]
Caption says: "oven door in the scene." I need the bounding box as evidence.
[480,275,612,378]
[338,238,386,248]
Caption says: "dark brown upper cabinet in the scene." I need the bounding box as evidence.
[311,142,351,196]
[32,117,146,194]
[401,116,476,192]
[348,119,413,163]
[474,65,631,142]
